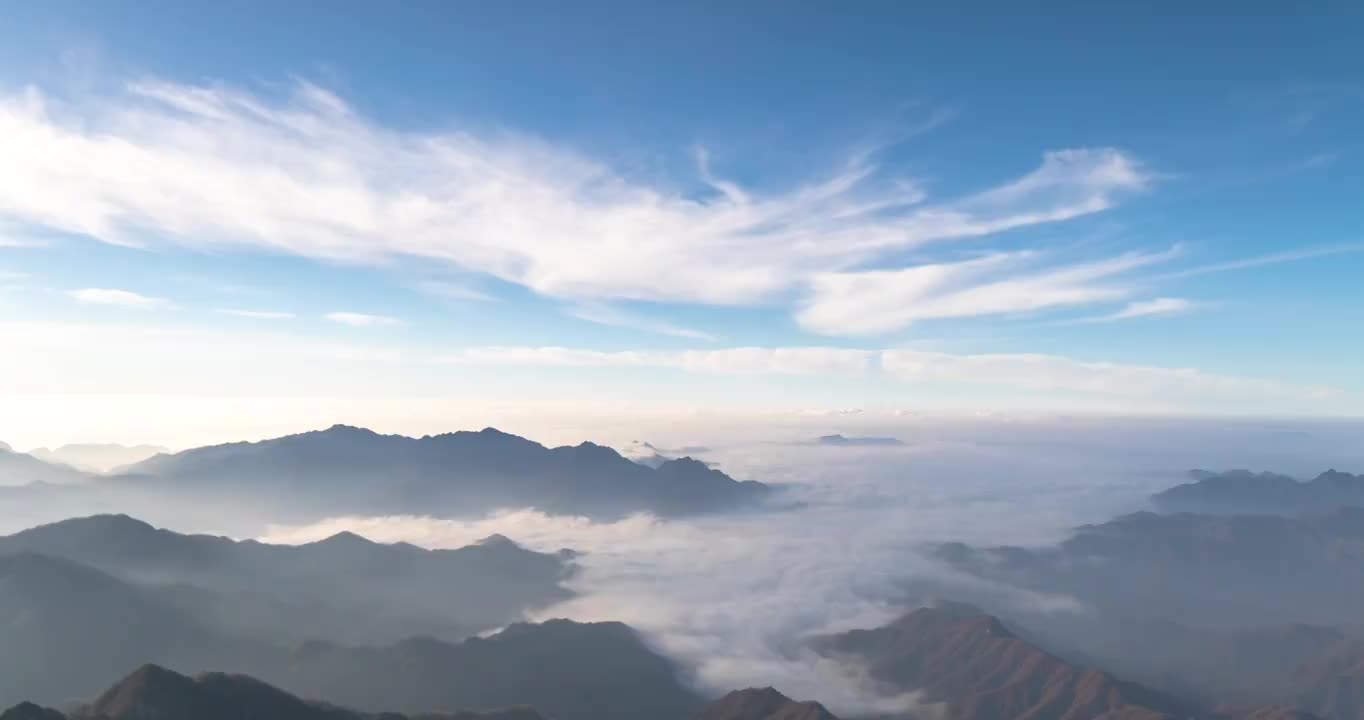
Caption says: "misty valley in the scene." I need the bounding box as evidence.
[1,422,1362,720]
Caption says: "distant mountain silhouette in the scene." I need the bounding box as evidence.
[812,434,904,447]
[115,425,769,521]
[0,514,574,645]
[693,688,839,720]
[0,445,89,486]
[933,508,1364,628]
[29,444,168,474]
[1153,469,1364,515]
[1,663,551,720]
[813,603,1218,720]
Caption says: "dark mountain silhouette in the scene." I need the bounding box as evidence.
[693,688,840,720]
[932,508,1364,628]
[0,551,699,720]
[0,703,65,720]
[28,444,168,474]
[1,663,551,720]
[274,618,704,720]
[810,603,1282,720]
[813,435,904,447]
[115,425,769,521]
[0,514,575,645]
[1153,469,1364,515]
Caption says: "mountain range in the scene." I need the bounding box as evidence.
[1152,469,1364,515]
[0,514,574,645]
[27,445,169,474]
[0,663,549,720]
[813,604,1333,720]
[0,513,700,720]
[813,603,1209,720]
[0,444,88,486]
[1,667,832,720]
[932,506,1364,628]
[108,425,769,523]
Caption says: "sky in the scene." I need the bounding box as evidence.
[1,1,1362,448]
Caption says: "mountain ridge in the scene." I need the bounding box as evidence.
[115,424,769,521]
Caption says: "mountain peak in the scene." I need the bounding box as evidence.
[0,702,64,720]
[321,424,378,436]
[312,530,376,547]
[89,663,199,718]
[694,687,840,720]
[477,533,521,549]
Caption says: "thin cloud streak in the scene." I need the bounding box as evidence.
[1153,242,1364,281]
[1050,297,1194,326]
[67,287,168,308]
[216,308,296,320]
[566,302,719,342]
[415,280,498,303]
[798,247,1179,335]
[325,311,402,327]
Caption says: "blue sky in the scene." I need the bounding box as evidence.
[1,2,1362,445]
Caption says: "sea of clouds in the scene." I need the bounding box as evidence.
[257,415,1364,714]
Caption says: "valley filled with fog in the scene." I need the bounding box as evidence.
[6,415,1360,719]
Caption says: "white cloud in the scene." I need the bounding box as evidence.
[1051,297,1193,326]
[443,346,874,376]
[1154,242,1364,280]
[798,248,1176,335]
[1109,297,1191,319]
[216,308,295,320]
[415,280,498,303]
[880,349,1337,400]
[325,311,402,327]
[0,79,1150,312]
[566,302,718,342]
[67,287,167,308]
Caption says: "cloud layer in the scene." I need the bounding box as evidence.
[254,417,1364,714]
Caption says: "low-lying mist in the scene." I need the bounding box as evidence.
[253,416,1364,715]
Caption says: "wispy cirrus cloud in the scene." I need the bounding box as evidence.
[325,312,402,327]
[68,287,168,309]
[216,308,295,320]
[444,345,874,376]
[566,302,719,342]
[0,79,1150,318]
[1053,297,1194,326]
[797,247,1178,335]
[415,280,498,303]
[1107,297,1192,320]
[1154,242,1364,281]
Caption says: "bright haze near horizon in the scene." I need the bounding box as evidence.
[1,5,1364,720]
[0,2,1361,450]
